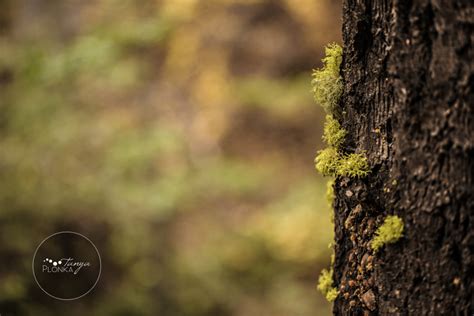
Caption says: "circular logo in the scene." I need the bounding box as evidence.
[32,231,101,300]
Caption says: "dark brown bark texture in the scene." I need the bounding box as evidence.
[333,0,473,315]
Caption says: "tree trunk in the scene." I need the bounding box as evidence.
[333,0,473,314]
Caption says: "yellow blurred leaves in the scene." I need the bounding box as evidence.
[245,181,334,263]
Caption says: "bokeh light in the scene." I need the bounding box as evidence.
[0,0,341,315]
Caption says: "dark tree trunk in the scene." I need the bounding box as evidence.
[333,0,473,315]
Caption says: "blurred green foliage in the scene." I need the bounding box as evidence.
[0,0,340,315]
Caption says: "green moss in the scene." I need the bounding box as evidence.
[323,114,346,148]
[317,268,338,302]
[315,150,369,178]
[371,215,404,253]
[337,153,370,178]
[313,44,367,303]
[312,43,370,179]
[315,147,340,176]
[311,43,343,113]
[325,287,339,302]
[326,179,335,205]
[326,180,335,223]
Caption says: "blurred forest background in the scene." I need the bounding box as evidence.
[0,0,341,315]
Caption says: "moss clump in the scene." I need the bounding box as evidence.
[311,43,343,113]
[312,43,369,179]
[323,114,346,148]
[315,150,369,178]
[326,287,338,302]
[371,215,404,253]
[315,147,340,176]
[337,153,370,178]
[317,268,339,302]
[326,178,335,205]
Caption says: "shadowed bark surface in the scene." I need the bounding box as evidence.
[333,0,473,314]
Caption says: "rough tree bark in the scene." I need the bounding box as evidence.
[333,0,473,315]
